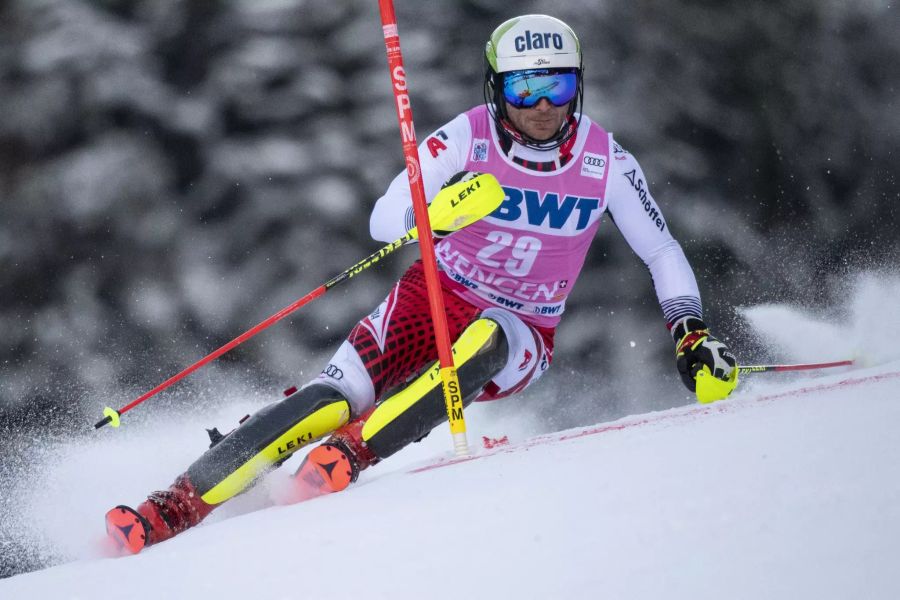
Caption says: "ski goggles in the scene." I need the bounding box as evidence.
[501,68,579,109]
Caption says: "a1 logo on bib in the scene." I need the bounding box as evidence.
[580,152,607,180]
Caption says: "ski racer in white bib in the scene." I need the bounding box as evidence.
[105,14,739,555]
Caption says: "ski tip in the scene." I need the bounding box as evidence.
[276,445,355,505]
[105,505,149,555]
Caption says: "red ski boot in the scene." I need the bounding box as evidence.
[106,475,215,554]
[289,417,378,503]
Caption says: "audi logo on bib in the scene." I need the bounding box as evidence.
[583,155,605,168]
[580,152,608,180]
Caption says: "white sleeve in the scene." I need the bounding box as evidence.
[369,113,473,242]
[606,143,703,324]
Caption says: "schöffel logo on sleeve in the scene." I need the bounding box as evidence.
[623,169,666,232]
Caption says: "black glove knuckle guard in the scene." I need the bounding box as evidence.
[671,316,736,393]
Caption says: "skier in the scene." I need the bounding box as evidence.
[106,14,737,554]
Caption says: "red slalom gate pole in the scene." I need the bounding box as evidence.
[377,0,469,456]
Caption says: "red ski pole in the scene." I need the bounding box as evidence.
[377,0,470,456]
[738,359,854,375]
[93,236,410,429]
[93,175,503,429]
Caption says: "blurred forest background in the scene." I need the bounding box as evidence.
[0,0,898,564]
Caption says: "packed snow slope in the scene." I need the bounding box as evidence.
[3,273,900,599]
[2,360,900,599]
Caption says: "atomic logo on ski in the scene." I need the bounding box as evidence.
[116,523,135,539]
[105,505,150,555]
[317,460,339,480]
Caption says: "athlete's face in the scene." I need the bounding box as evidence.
[505,98,570,142]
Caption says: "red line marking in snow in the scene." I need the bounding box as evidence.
[410,369,900,474]
[749,369,900,403]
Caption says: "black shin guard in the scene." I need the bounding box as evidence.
[362,318,508,461]
[187,384,351,504]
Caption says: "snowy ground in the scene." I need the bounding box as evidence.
[2,273,899,599]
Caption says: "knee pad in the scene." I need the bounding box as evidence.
[187,384,351,505]
[477,307,550,399]
[360,318,508,461]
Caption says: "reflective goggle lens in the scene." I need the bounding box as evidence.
[502,69,579,108]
